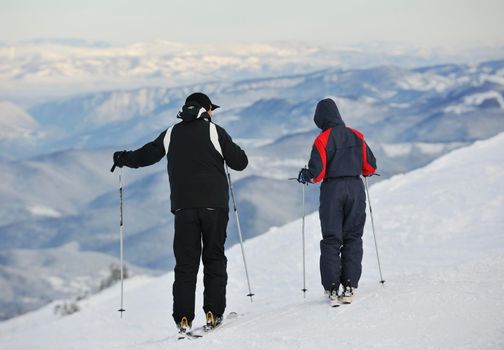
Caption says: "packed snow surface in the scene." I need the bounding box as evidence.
[0,134,503,349]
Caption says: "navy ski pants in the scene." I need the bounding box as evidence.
[172,208,228,324]
[319,177,366,290]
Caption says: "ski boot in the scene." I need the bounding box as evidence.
[204,311,223,331]
[327,287,340,307]
[177,316,191,337]
[339,285,354,304]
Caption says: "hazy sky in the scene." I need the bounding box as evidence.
[1,0,503,47]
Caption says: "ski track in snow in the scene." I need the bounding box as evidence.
[1,134,504,349]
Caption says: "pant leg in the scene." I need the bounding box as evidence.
[199,208,228,316]
[172,209,202,324]
[340,178,367,288]
[319,181,345,291]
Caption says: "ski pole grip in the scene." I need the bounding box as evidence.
[110,164,116,173]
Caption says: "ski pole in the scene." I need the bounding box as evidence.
[226,164,255,302]
[114,167,126,317]
[364,176,385,286]
[301,179,307,298]
[288,166,309,297]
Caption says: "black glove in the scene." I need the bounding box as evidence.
[297,168,312,184]
[113,150,127,168]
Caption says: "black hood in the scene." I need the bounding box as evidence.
[314,98,345,130]
[177,102,210,122]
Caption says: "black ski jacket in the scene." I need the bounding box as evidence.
[306,99,377,182]
[121,102,248,212]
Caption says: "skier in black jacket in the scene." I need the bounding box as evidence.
[112,92,248,332]
[297,98,377,307]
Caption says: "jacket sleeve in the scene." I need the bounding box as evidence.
[307,129,332,183]
[217,126,248,171]
[362,141,377,176]
[347,127,377,177]
[122,130,167,168]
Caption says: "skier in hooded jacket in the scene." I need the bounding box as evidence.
[112,92,248,333]
[297,98,377,306]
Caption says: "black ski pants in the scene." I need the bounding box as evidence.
[172,208,228,324]
[319,177,366,291]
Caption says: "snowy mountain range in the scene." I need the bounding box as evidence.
[2,58,504,160]
[3,40,504,102]
[1,56,503,320]
[0,133,502,349]
[0,242,147,320]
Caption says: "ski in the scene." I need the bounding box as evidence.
[177,331,203,341]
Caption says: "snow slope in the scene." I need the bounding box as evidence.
[0,134,503,349]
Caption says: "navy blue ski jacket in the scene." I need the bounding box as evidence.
[306,99,377,182]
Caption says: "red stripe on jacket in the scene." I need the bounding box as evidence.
[313,129,332,183]
[347,127,376,177]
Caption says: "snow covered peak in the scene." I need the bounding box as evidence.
[0,133,503,349]
[0,101,40,139]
